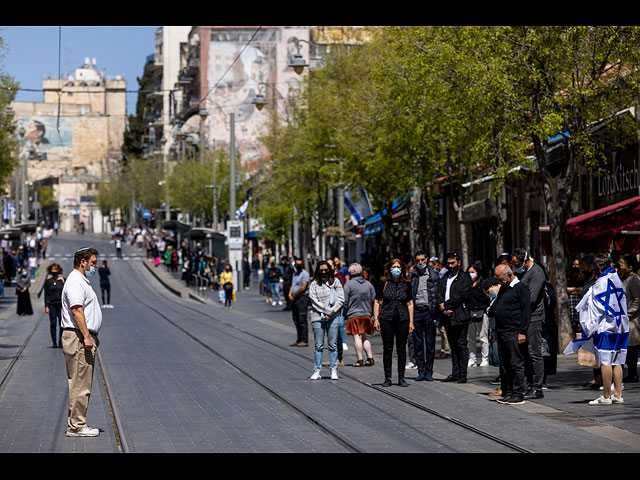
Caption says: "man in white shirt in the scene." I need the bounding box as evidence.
[61,247,102,437]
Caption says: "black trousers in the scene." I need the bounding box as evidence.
[523,320,545,392]
[291,295,309,343]
[413,308,436,375]
[444,323,469,380]
[497,331,527,396]
[101,285,110,305]
[380,315,410,380]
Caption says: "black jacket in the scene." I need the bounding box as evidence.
[488,280,531,335]
[436,271,472,326]
[410,267,439,315]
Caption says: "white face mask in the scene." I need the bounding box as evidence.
[470,272,477,280]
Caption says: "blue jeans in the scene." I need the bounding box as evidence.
[269,282,281,303]
[312,317,339,371]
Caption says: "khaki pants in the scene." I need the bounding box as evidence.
[62,329,99,432]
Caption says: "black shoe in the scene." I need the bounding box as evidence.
[415,373,427,381]
[381,378,392,387]
[457,378,467,384]
[489,376,501,385]
[497,394,525,405]
[524,389,544,400]
[441,375,459,383]
[398,378,408,387]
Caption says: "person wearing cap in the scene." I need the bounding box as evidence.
[411,251,440,381]
[343,263,376,366]
[60,247,102,437]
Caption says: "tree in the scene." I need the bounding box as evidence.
[496,26,640,349]
[0,34,19,191]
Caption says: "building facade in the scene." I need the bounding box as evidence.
[10,58,127,233]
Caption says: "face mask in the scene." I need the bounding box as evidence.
[515,267,525,275]
[449,266,459,274]
[489,290,498,300]
[390,267,401,277]
[295,264,304,270]
[86,266,96,277]
[470,272,477,280]
[416,263,427,270]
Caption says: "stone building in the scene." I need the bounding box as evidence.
[10,58,126,233]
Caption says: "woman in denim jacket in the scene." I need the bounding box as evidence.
[308,260,344,381]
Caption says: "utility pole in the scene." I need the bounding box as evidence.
[229,112,236,218]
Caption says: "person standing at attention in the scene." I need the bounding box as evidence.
[437,253,473,383]
[289,258,310,347]
[98,260,112,308]
[44,263,65,347]
[61,247,102,437]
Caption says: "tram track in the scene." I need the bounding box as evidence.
[125,262,535,453]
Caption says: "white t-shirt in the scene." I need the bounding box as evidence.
[61,269,103,333]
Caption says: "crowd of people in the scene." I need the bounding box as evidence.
[110,225,638,406]
[244,248,637,406]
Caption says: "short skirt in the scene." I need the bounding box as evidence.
[346,315,373,335]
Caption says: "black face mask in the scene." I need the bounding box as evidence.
[448,266,459,274]
[295,264,304,270]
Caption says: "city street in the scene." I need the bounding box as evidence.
[0,232,639,453]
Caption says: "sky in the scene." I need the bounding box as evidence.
[1,26,159,115]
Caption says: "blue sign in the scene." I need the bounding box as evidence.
[143,210,151,219]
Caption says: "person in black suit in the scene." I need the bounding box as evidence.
[437,253,473,383]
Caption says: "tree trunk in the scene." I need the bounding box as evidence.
[409,186,421,256]
[451,193,469,270]
[536,138,577,352]
[494,186,506,259]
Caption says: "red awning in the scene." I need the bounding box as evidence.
[540,196,640,254]
[566,195,640,253]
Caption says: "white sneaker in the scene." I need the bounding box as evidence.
[342,342,349,351]
[331,368,339,380]
[272,301,276,306]
[611,396,624,404]
[278,300,283,306]
[405,362,417,370]
[479,359,489,367]
[66,426,100,437]
[309,371,322,380]
[589,395,612,405]
[468,359,477,368]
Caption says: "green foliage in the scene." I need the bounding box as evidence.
[0,36,19,192]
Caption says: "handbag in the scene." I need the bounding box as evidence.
[577,348,600,368]
[470,309,485,321]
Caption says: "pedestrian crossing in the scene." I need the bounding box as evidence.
[46,253,146,261]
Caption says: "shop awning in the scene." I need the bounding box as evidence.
[541,196,640,254]
[568,195,640,253]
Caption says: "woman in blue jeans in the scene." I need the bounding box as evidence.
[308,261,344,380]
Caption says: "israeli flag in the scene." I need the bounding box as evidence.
[563,267,629,365]
[235,198,250,220]
[344,189,373,225]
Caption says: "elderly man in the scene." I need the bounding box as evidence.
[61,247,102,437]
[510,248,546,399]
[488,264,531,405]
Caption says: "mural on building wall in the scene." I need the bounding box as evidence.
[206,29,307,169]
[18,117,72,160]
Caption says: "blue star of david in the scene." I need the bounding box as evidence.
[594,278,626,327]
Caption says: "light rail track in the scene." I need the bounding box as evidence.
[128,263,535,453]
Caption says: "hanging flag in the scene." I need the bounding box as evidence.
[563,266,629,365]
[235,197,250,220]
[344,189,373,225]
